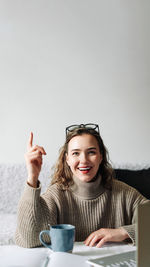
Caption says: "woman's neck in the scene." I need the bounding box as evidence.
[69,174,104,200]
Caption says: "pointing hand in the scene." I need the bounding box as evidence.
[25,132,46,187]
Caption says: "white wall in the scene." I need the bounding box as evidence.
[0,0,150,167]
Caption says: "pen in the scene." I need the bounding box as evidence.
[41,256,50,267]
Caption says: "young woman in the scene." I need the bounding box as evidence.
[15,124,147,248]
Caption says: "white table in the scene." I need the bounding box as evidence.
[0,242,136,267]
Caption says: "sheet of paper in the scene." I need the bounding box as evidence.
[0,246,49,267]
[47,252,89,267]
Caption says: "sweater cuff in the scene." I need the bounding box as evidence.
[22,180,42,202]
[121,224,136,245]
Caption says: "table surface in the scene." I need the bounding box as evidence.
[0,242,136,267]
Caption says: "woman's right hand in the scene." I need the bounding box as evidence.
[25,132,46,188]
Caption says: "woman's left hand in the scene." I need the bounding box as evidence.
[84,228,129,248]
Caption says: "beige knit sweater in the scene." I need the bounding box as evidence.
[15,176,146,248]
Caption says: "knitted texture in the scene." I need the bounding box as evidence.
[15,179,146,248]
[0,214,17,245]
[0,162,51,214]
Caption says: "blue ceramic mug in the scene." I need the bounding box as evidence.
[39,224,75,252]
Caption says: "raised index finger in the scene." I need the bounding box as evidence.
[27,132,33,150]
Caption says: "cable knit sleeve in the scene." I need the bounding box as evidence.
[120,184,148,245]
[15,182,58,248]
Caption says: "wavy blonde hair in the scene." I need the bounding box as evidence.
[51,127,113,189]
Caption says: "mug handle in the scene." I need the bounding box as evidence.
[39,230,52,249]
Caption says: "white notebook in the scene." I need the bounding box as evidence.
[0,247,88,267]
[43,252,88,267]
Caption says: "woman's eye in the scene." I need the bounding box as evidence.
[88,151,96,155]
[72,152,79,156]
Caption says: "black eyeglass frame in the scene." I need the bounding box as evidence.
[65,123,100,138]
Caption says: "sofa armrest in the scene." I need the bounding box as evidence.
[114,168,150,199]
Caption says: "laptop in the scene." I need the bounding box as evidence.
[86,201,150,267]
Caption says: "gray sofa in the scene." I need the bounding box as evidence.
[0,162,150,245]
[0,162,51,245]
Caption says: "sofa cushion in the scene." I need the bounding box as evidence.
[0,162,51,214]
[114,168,150,199]
[0,213,16,245]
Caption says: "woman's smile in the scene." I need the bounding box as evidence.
[78,166,92,174]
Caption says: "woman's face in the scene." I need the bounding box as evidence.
[66,134,102,182]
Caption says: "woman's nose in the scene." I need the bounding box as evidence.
[80,153,88,163]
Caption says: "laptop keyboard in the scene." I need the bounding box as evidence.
[87,251,136,267]
[104,259,136,266]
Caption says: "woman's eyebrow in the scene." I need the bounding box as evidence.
[71,147,97,152]
[71,148,81,151]
[87,147,97,150]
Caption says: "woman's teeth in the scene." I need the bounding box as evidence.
[78,167,91,171]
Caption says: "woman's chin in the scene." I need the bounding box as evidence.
[76,173,95,182]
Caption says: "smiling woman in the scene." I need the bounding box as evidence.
[15,124,148,248]
[51,125,113,189]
